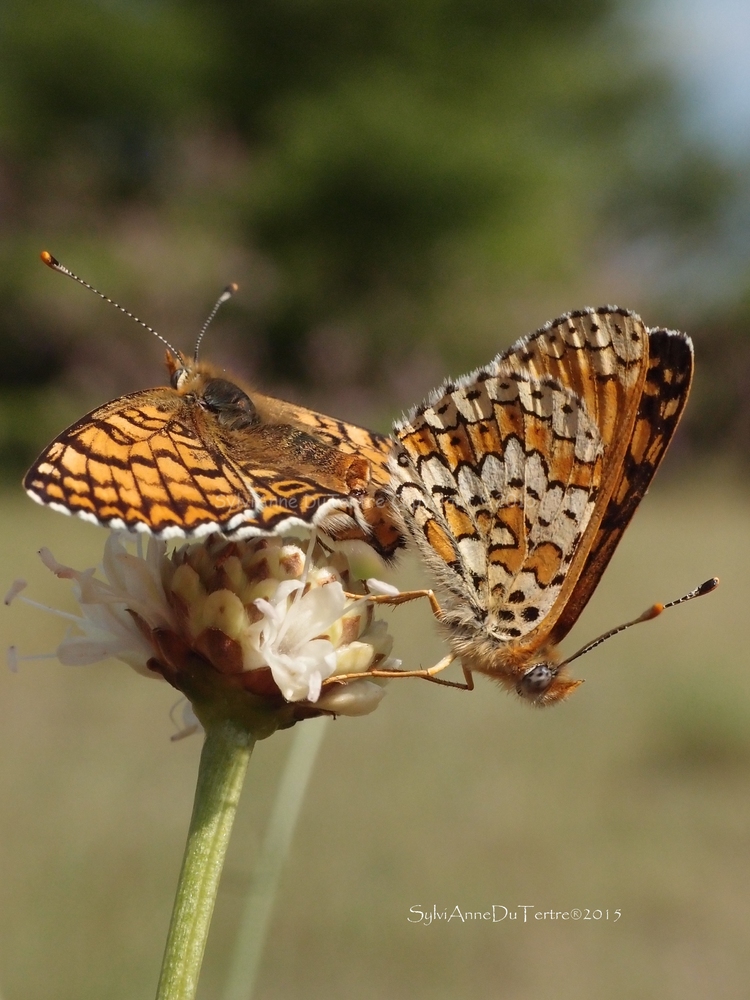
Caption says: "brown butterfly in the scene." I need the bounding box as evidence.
[23,253,402,559]
[324,306,717,704]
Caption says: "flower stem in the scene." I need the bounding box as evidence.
[156,719,256,1000]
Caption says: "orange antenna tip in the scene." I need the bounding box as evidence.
[661,576,719,611]
[641,603,664,622]
[40,250,58,268]
[560,574,719,669]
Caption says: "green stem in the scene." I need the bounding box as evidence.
[156,719,255,1000]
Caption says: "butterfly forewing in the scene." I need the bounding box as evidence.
[25,389,263,538]
[548,327,693,644]
[24,364,402,557]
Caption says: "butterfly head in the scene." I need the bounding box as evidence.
[515,657,583,707]
[165,353,260,431]
[165,350,192,389]
[459,633,585,706]
[165,351,224,393]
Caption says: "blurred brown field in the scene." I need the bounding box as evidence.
[1,466,748,1000]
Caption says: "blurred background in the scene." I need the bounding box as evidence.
[1,1,749,998]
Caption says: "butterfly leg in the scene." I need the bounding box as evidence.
[333,589,473,688]
[321,654,475,691]
[346,588,444,619]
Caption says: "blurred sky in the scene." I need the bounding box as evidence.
[649,0,750,154]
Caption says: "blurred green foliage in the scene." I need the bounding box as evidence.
[0,0,741,478]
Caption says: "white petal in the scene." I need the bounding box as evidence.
[316,679,387,716]
[264,638,337,702]
[366,578,400,597]
[306,669,323,703]
[271,579,303,606]
[4,579,28,606]
[101,533,129,592]
[38,547,77,579]
[57,636,139,666]
[170,700,202,741]
[278,582,347,649]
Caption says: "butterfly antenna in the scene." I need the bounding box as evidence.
[194,283,238,361]
[559,576,719,669]
[40,251,182,358]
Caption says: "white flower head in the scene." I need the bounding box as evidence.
[7,532,401,733]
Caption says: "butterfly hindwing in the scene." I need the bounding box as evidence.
[390,366,604,633]
[253,391,393,488]
[389,307,662,656]
[249,391,403,555]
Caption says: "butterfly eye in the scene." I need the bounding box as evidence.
[171,368,189,389]
[517,663,556,697]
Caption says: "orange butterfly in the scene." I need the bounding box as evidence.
[324,307,717,703]
[23,253,402,559]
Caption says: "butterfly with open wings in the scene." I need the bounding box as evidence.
[24,253,401,561]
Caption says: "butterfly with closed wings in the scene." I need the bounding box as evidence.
[323,306,717,704]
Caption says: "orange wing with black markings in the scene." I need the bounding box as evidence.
[25,388,256,538]
[24,357,403,558]
[548,327,693,644]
